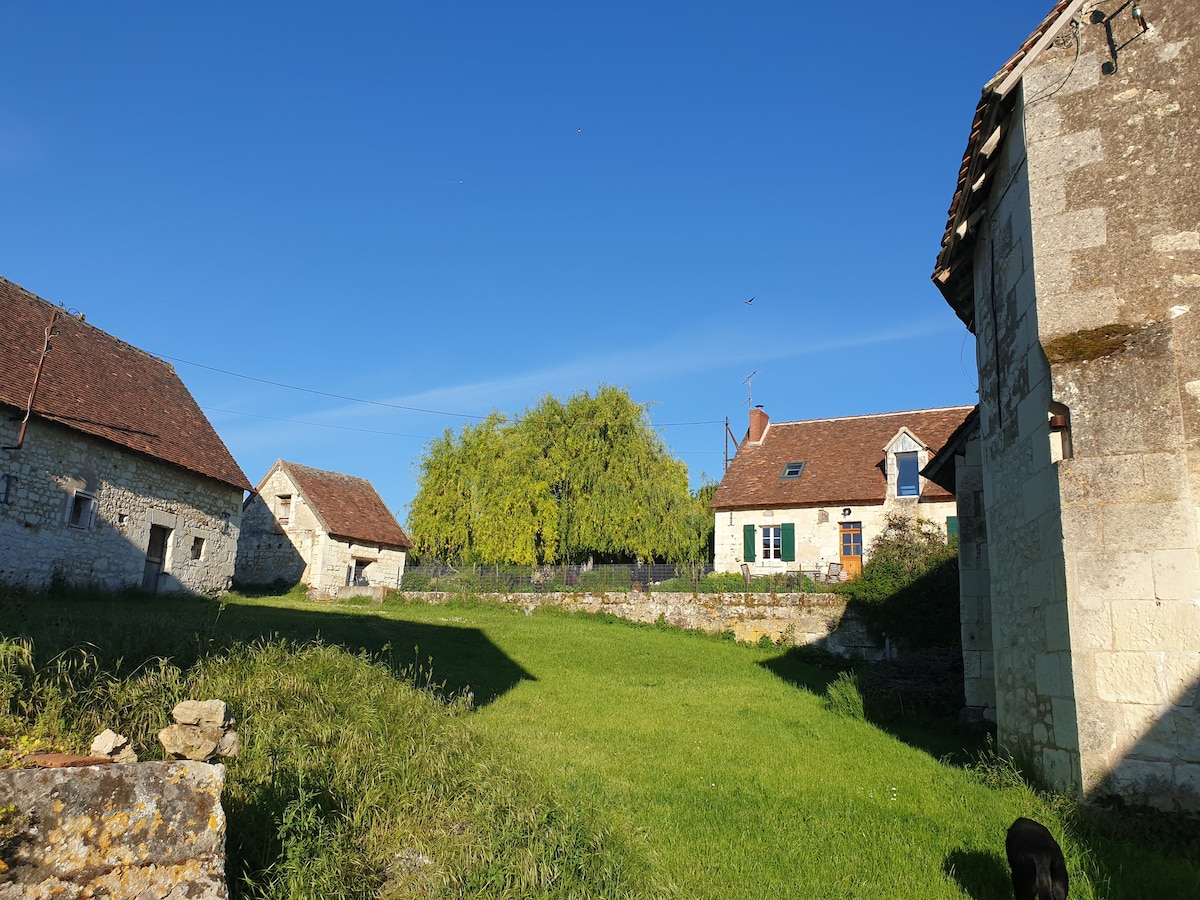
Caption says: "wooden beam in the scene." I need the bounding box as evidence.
[994,0,1089,99]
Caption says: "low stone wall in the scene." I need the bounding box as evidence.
[0,761,227,899]
[408,590,886,659]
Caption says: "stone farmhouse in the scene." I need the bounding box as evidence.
[928,0,1200,810]
[0,277,252,593]
[236,460,412,597]
[709,406,971,580]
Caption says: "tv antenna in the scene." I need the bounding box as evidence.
[743,371,757,408]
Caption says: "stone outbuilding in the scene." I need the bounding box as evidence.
[235,460,412,596]
[710,406,970,579]
[928,0,1200,810]
[0,277,252,593]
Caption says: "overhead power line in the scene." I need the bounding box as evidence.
[203,407,433,439]
[154,351,485,420]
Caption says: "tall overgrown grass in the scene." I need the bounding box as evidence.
[0,601,649,899]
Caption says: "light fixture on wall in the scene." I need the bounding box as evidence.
[1132,3,1152,31]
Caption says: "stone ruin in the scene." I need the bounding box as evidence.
[0,699,237,899]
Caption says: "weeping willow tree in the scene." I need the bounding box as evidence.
[407,386,713,565]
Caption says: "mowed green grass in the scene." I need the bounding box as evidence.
[5,590,1198,898]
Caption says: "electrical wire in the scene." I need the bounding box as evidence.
[203,407,432,439]
[153,351,485,419]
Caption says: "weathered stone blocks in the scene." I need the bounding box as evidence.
[0,761,227,899]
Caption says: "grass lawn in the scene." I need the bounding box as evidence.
[3,589,1198,898]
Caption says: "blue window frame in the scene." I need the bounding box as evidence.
[897,452,920,497]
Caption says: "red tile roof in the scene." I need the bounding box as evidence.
[932,1,1082,326]
[710,406,975,511]
[0,277,251,491]
[274,461,413,550]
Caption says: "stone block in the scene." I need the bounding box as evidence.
[1095,651,1171,704]
[1175,763,1200,811]
[1069,605,1113,651]
[0,761,226,899]
[1040,747,1080,795]
[1041,601,1070,652]
[1102,757,1178,811]
[1151,549,1200,600]
[1076,697,1120,754]
[1044,207,1108,253]
[1036,652,1064,696]
[1050,694,1080,752]
[1110,600,1200,653]
[1073,551,1155,602]
[1100,500,1195,552]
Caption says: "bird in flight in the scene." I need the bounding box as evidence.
[744,296,755,305]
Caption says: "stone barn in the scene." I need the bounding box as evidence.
[0,277,251,593]
[236,460,412,597]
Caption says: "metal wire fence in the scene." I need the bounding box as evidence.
[399,562,721,594]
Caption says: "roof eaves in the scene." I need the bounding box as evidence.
[932,1,1086,330]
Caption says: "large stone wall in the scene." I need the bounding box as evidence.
[409,589,886,659]
[969,2,1200,810]
[0,416,243,593]
[713,498,958,575]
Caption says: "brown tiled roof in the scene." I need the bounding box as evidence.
[0,277,251,491]
[276,461,413,550]
[932,1,1082,327]
[710,406,975,511]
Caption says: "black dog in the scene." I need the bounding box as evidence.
[1005,817,1068,900]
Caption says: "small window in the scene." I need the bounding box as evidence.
[191,536,205,560]
[277,494,292,525]
[761,525,782,560]
[896,452,920,497]
[781,462,806,479]
[68,491,97,530]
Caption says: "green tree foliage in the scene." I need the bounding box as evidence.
[844,513,960,649]
[407,386,711,565]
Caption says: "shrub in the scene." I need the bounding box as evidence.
[577,567,631,592]
[695,572,750,593]
[399,571,431,592]
[845,513,960,650]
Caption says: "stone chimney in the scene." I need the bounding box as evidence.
[748,406,769,443]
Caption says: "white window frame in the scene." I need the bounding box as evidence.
[761,525,782,560]
[67,491,98,530]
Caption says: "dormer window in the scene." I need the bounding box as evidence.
[896,452,920,497]
[781,461,805,480]
[885,429,924,499]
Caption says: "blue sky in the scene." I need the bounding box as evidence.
[1,2,1056,521]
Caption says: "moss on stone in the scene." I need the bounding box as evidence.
[1043,323,1141,364]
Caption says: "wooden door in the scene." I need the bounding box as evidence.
[142,525,171,591]
[839,521,863,577]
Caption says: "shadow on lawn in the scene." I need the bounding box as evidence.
[757,646,988,764]
[2,591,535,708]
[943,847,1012,900]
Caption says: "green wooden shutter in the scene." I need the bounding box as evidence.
[743,524,756,562]
[781,523,795,562]
[946,516,959,539]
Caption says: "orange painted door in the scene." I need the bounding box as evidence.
[839,522,863,577]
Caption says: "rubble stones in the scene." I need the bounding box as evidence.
[90,729,138,764]
[157,699,239,762]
